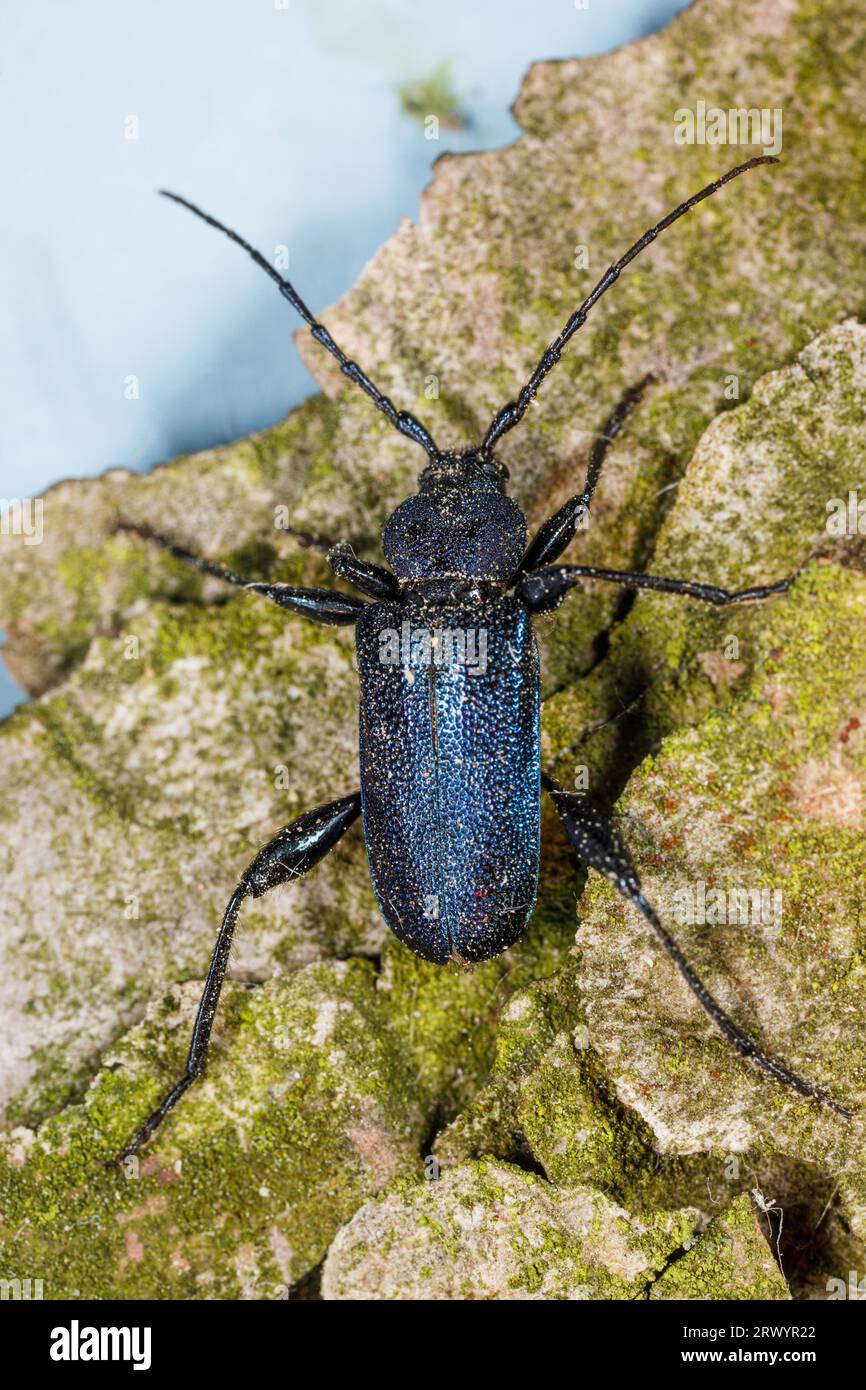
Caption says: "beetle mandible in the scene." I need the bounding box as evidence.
[117,154,850,1161]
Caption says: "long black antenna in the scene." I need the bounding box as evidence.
[482,156,778,452]
[159,190,440,459]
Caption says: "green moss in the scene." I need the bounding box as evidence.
[397,62,466,129]
[650,1195,789,1300]
[0,963,424,1298]
[518,1034,658,1193]
[378,891,576,1127]
[570,561,866,1164]
[322,1159,703,1299]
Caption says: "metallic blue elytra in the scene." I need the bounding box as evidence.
[356,588,540,964]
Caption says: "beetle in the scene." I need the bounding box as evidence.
[117,153,849,1161]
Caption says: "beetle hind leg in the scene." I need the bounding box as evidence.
[117,791,362,1164]
[542,772,852,1119]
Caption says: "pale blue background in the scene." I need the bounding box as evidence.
[0,0,689,712]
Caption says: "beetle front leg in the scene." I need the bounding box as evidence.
[117,791,362,1163]
[520,563,799,613]
[542,772,851,1118]
[116,521,366,624]
[327,541,400,600]
[515,374,654,577]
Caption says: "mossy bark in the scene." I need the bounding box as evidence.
[1,0,865,1299]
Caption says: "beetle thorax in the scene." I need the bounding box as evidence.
[382,450,527,584]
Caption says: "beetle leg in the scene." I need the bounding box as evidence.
[273,524,338,554]
[328,541,401,600]
[542,772,851,1118]
[245,583,366,623]
[520,563,800,614]
[515,374,654,577]
[117,792,363,1163]
[116,522,366,624]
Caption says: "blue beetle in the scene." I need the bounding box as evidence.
[118,155,848,1161]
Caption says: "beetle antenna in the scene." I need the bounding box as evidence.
[159,190,441,459]
[481,156,779,452]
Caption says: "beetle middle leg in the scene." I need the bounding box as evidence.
[519,563,800,613]
[117,520,401,608]
[542,772,851,1117]
[116,521,371,620]
[118,792,362,1163]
